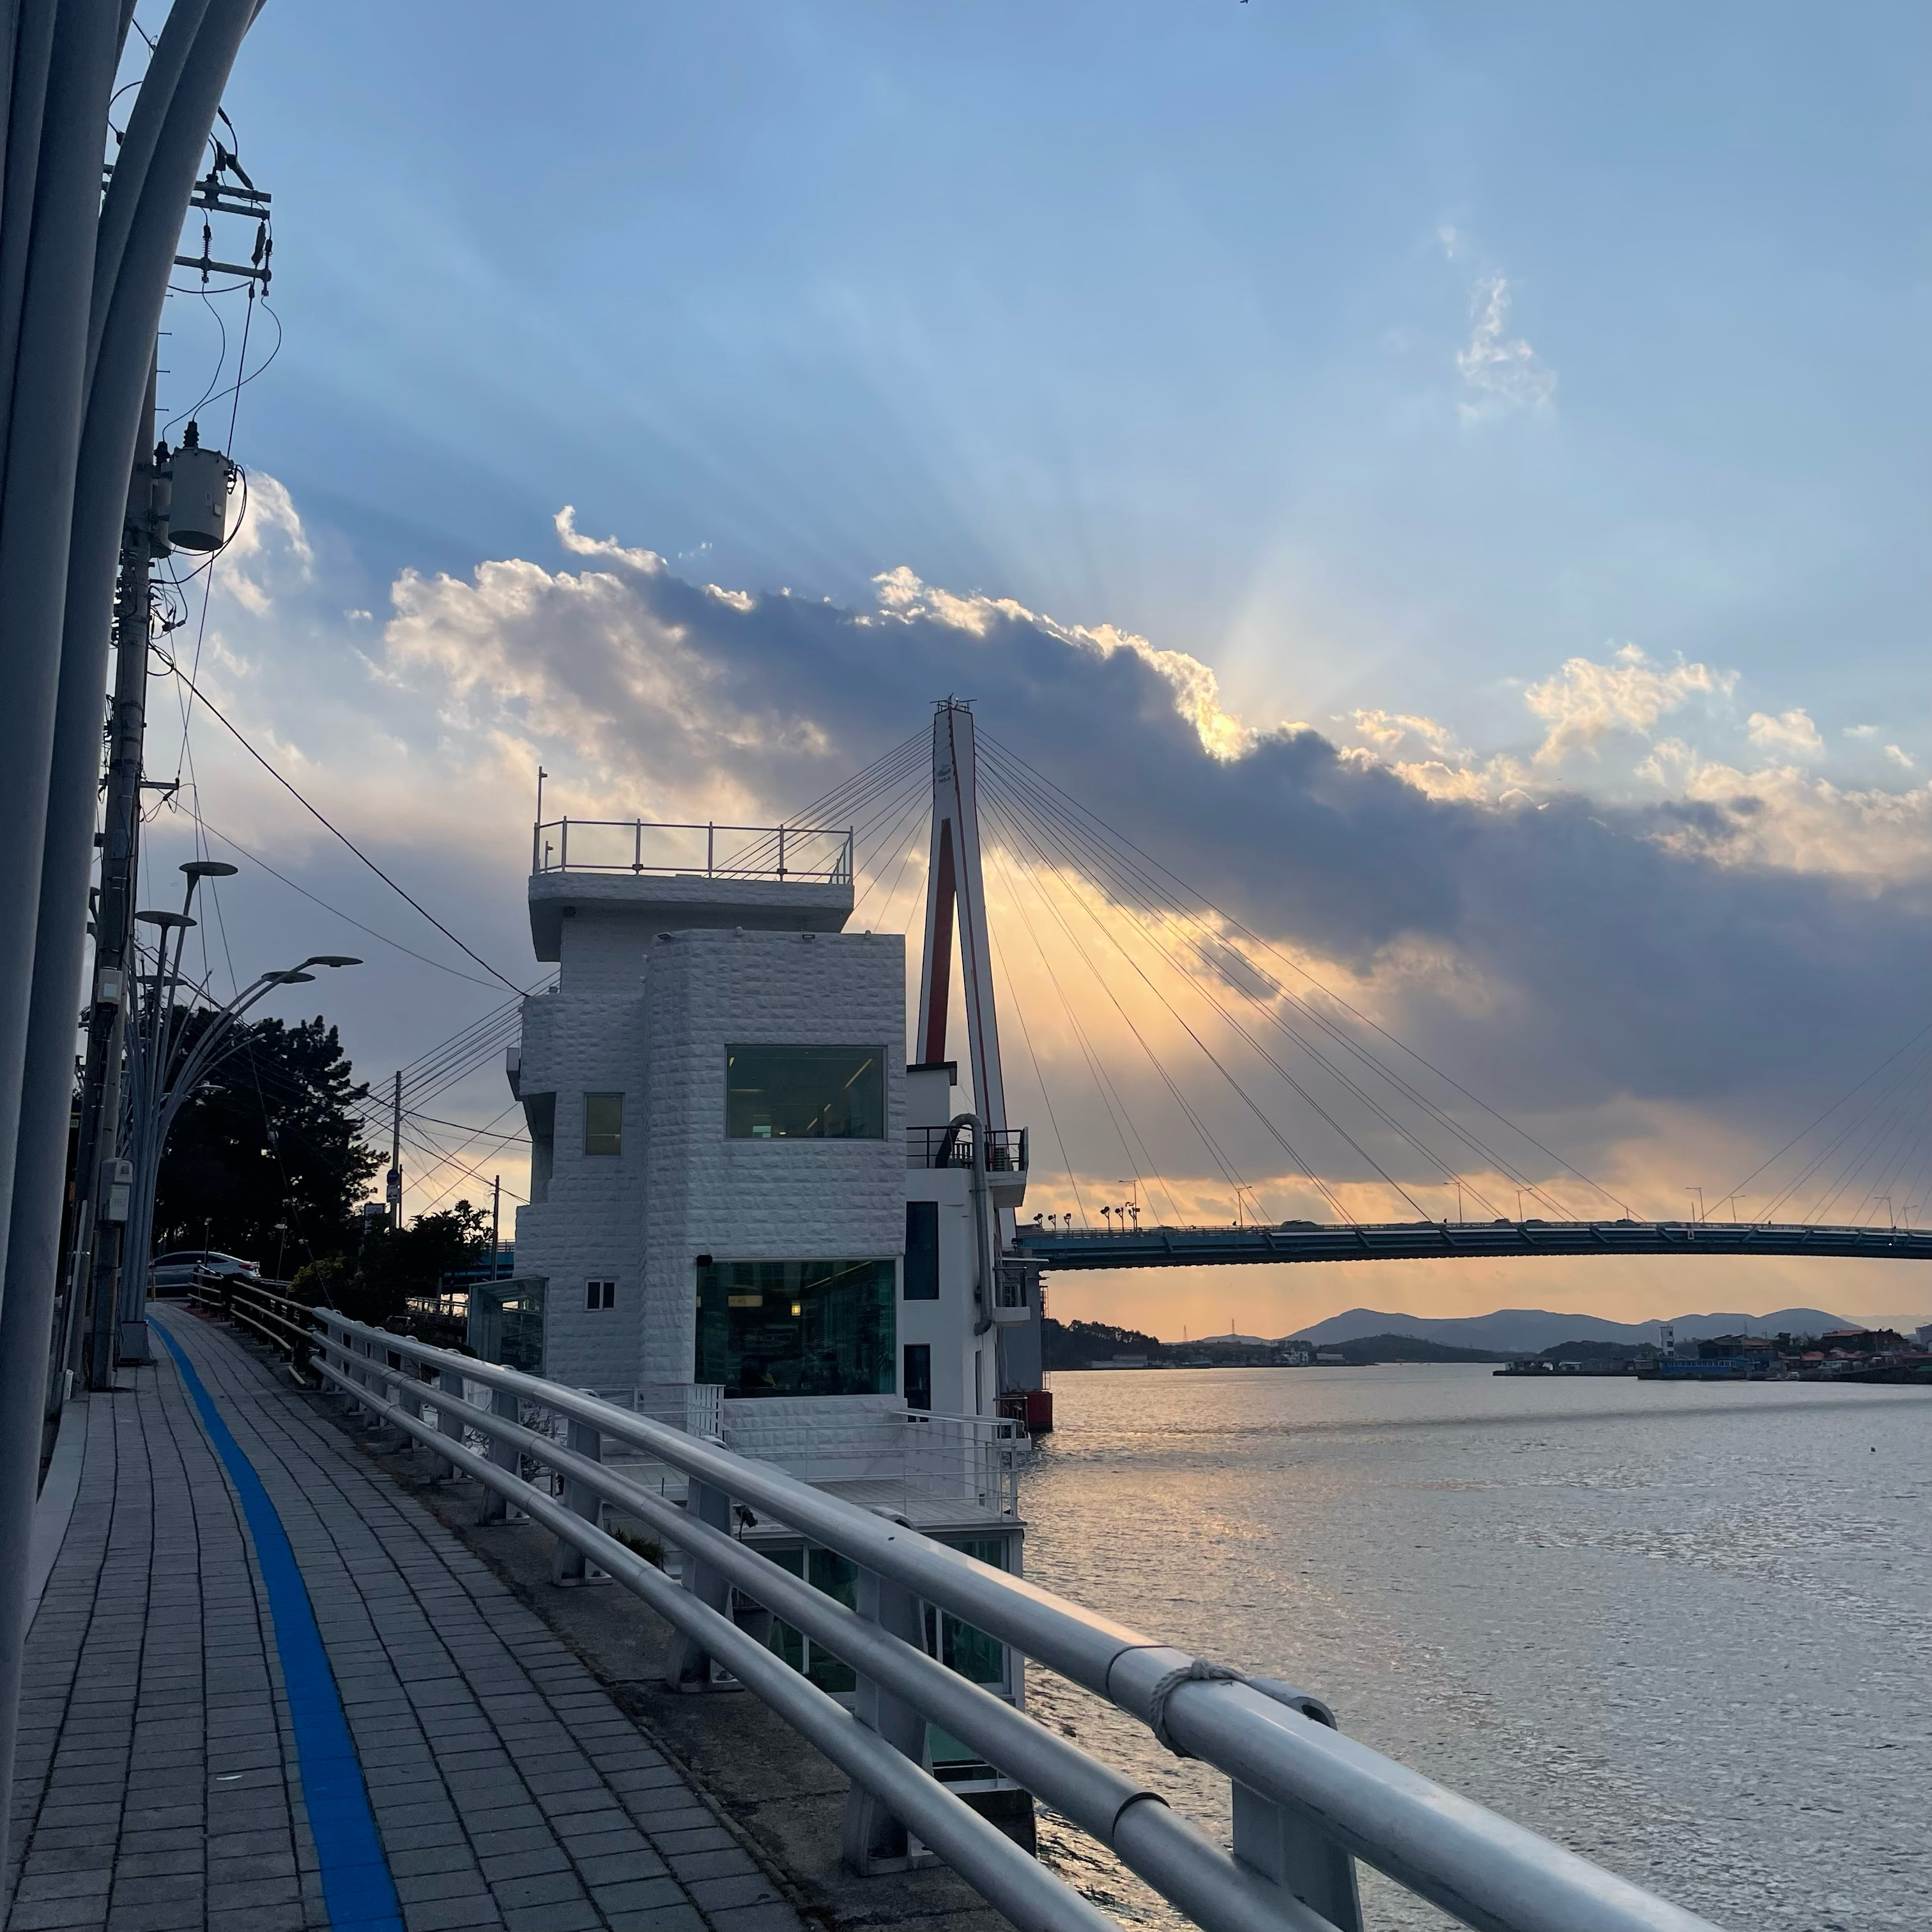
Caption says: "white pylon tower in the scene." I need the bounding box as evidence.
[916,700,1006,1135]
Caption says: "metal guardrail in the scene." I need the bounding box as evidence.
[532,817,854,885]
[908,1124,1029,1173]
[289,1312,1722,1932]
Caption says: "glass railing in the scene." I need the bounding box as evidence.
[532,817,853,884]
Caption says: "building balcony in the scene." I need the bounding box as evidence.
[906,1124,1028,1173]
[907,1123,1029,1209]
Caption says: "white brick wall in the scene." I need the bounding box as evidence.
[511,981,650,1395]
[641,928,906,1387]
[512,920,907,1400]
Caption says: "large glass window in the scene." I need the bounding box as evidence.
[725,1046,884,1140]
[695,1258,895,1398]
[904,1201,939,1299]
[584,1092,623,1156]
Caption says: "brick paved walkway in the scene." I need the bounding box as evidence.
[4,1310,804,1932]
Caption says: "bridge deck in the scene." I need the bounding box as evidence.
[1015,1217,1932,1270]
[5,1308,802,1932]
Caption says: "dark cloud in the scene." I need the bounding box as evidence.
[389,544,1930,1156]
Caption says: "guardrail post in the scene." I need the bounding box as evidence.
[1228,1690,1363,1932]
[434,1366,468,1474]
[477,1387,521,1524]
[665,1481,732,1689]
[550,1415,604,1585]
[419,1366,454,1481]
[841,1567,930,1874]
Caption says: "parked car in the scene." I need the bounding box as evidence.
[150,1250,261,1292]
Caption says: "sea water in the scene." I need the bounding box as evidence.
[1020,1364,1930,1930]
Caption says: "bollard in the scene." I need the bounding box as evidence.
[841,1566,933,1873]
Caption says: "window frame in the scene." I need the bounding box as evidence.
[724,1045,887,1142]
[903,1201,939,1300]
[583,1091,624,1157]
[585,1278,616,1311]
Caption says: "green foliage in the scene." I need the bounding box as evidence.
[1042,1315,1163,1368]
[152,1011,380,1271]
[286,1201,492,1330]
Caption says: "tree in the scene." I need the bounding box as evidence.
[152,1013,381,1270]
[289,1201,489,1330]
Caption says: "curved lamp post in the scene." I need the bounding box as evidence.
[113,903,359,1357]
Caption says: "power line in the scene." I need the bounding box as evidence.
[160,662,530,993]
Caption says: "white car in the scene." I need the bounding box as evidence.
[150,1250,261,1292]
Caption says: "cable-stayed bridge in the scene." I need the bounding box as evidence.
[789,703,1932,1278]
[367,701,1930,1276]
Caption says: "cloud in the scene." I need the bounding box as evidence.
[1456,274,1557,422]
[1886,744,1916,770]
[1745,708,1825,761]
[218,470,314,615]
[365,519,1926,1168]
[1523,644,1734,765]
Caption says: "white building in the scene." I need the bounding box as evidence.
[484,822,1031,1531]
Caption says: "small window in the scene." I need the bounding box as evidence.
[904,1202,939,1300]
[903,1343,931,1411]
[725,1046,885,1140]
[585,1279,616,1311]
[584,1092,623,1156]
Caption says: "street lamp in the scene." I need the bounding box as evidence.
[108,924,360,1369]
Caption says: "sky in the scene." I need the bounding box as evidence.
[130,2,1930,1336]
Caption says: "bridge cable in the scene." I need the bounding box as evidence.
[1720,1025,1931,1219]
[985,916,1092,1231]
[980,778,1365,1222]
[978,785,1255,1209]
[1754,1038,1929,1223]
[979,733,1627,1218]
[980,838,1182,1223]
[989,767,1514,1220]
[985,740,1586,1217]
[980,740,1580,1216]
[983,770,1442,1222]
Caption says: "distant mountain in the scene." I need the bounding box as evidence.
[1285,1306,1860,1354]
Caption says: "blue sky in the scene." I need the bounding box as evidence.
[137,3,1931,1330]
[214,1,1928,736]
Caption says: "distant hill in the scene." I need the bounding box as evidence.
[1287,1306,1859,1354]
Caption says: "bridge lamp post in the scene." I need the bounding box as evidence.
[1685,1186,1705,1224]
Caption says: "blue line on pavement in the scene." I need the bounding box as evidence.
[154,1318,404,1931]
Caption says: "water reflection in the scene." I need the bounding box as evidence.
[1021,1365,1931,1930]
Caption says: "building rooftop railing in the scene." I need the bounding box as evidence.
[532,817,854,885]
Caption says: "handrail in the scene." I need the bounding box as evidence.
[308,1312,1722,1932]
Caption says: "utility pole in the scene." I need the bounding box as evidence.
[490,1173,500,1273]
[62,365,166,1396]
[387,1071,402,1230]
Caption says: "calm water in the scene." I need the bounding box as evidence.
[1018,1365,1931,1931]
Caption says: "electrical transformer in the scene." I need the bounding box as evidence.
[169,425,235,551]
